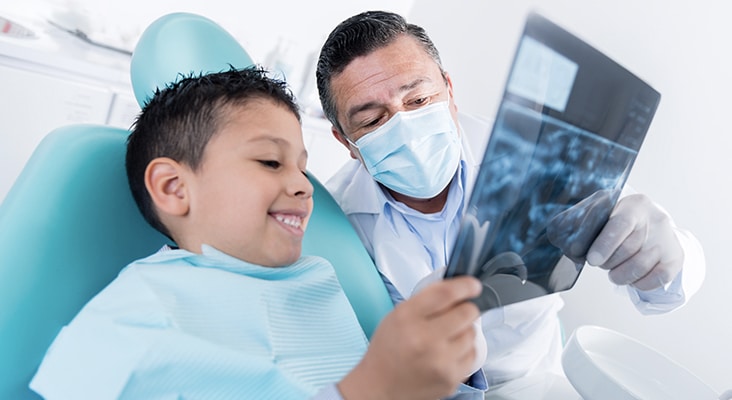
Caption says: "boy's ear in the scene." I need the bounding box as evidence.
[145,157,189,217]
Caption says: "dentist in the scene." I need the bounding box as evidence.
[315,10,706,386]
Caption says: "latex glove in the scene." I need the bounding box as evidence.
[585,193,684,291]
[413,267,488,376]
[546,189,616,265]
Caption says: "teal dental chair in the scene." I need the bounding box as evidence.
[0,12,392,399]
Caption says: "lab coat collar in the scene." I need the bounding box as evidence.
[329,159,387,216]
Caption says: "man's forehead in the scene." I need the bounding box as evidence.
[336,37,437,85]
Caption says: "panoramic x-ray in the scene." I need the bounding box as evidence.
[445,12,661,312]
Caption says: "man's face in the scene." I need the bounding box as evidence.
[329,34,459,157]
[181,99,313,267]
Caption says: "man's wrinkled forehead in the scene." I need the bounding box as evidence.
[331,37,443,108]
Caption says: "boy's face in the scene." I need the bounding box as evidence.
[183,99,313,267]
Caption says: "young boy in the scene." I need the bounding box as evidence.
[30,67,485,399]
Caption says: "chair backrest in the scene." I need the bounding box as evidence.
[0,12,392,399]
[129,12,255,107]
[0,125,168,399]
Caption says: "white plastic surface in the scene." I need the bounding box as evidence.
[562,325,719,400]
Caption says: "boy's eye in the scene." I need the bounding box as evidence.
[259,160,281,169]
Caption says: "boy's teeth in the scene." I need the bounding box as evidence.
[275,214,302,228]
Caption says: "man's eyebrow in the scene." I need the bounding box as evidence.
[346,101,380,122]
[345,77,429,121]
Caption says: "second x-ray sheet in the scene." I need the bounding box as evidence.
[444,12,661,312]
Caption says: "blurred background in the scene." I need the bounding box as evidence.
[1,0,729,392]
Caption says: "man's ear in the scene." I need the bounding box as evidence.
[443,71,461,140]
[145,157,189,217]
[444,71,459,114]
[331,125,359,160]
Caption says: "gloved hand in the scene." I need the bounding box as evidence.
[584,193,684,291]
[413,266,487,376]
[546,189,616,265]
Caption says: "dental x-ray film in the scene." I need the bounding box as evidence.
[444,12,661,312]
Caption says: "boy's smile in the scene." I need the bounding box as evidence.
[271,211,306,234]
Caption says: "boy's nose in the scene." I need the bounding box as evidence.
[291,170,314,199]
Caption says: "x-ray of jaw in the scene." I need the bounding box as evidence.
[444,13,659,312]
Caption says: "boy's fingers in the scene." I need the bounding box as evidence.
[430,301,481,339]
[410,276,482,318]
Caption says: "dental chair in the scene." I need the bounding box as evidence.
[0,12,393,399]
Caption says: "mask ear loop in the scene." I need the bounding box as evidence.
[344,134,359,149]
[342,131,372,175]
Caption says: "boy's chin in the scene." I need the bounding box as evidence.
[272,257,301,268]
[266,247,303,268]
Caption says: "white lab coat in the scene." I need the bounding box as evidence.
[326,112,706,386]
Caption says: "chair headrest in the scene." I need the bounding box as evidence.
[130,12,254,108]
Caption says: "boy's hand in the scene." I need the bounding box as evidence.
[338,276,483,400]
[412,266,487,376]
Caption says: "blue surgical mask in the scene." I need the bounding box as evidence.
[350,100,461,199]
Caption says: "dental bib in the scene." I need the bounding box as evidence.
[30,246,367,399]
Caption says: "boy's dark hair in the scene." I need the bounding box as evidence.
[126,66,300,239]
[315,10,444,134]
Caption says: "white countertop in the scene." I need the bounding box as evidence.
[0,11,131,88]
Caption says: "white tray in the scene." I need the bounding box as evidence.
[562,325,720,400]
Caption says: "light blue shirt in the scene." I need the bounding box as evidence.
[377,159,467,303]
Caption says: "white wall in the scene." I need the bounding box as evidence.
[0,0,415,197]
[5,0,415,119]
[410,0,731,392]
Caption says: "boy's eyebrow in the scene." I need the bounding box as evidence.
[249,136,285,145]
[248,135,309,160]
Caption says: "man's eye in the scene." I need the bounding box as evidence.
[412,97,428,106]
[259,160,281,169]
[362,116,383,129]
